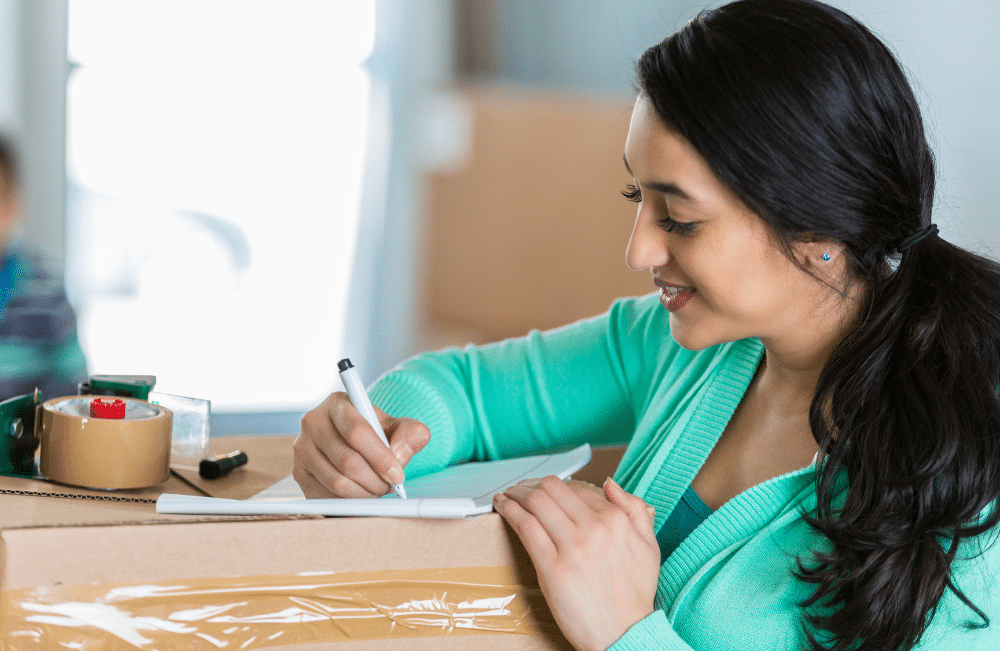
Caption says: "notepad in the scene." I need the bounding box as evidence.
[155,443,592,519]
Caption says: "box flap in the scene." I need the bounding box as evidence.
[170,435,294,499]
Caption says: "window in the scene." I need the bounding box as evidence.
[66,0,375,417]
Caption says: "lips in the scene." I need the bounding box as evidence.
[653,278,696,312]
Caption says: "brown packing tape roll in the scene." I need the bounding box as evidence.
[38,396,173,490]
[0,566,562,649]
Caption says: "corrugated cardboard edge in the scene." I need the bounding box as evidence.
[0,487,155,502]
[0,488,320,530]
[0,512,321,530]
[0,471,199,501]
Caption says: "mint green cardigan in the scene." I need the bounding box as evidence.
[369,293,1000,650]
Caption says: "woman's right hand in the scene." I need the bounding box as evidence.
[292,391,431,498]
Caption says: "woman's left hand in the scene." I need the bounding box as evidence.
[493,475,660,651]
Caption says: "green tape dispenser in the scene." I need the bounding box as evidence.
[0,389,44,477]
[0,375,157,479]
[2,374,211,480]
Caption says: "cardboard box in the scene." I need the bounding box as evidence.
[420,87,652,348]
[1,436,626,650]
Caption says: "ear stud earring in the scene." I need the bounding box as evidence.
[821,253,832,262]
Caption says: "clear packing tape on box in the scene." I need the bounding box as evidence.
[0,566,560,649]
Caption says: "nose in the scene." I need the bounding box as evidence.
[625,206,670,271]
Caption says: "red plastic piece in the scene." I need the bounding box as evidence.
[90,397,126,419]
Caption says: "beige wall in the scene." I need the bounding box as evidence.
[420,88,652,348]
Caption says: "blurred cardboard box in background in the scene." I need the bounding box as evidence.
[420,87,650,349]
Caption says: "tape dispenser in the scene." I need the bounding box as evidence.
[1,375,208,490]
[0,389,43,478]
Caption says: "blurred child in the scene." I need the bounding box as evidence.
[0,133,87,399]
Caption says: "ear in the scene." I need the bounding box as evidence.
[791,238,848,281]
[792,240,844,273]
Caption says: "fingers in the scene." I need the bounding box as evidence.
[293,428,384,498]
[603,477,657,544]
[507,476,657,546]
[502,477,579,545]
[493,491,557,565]
[335,400,404,490]
[517,476,621,523]
[379,410,431,468]
[497,479,661,651]
[291,460,334,499]
[521,476,609,525]
[293,392,432,499]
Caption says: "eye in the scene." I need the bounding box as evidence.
[657,215,695,235]
[621,183,642,203]
[623,182,696,235]
[658,216,697,236]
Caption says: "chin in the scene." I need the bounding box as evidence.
[668,317,717,351]
[668,314,748,351]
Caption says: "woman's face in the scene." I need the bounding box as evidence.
[623,94,840,353]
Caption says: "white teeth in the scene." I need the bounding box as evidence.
[661,286,691,297]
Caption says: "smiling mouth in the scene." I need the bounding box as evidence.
[659,284,695,298]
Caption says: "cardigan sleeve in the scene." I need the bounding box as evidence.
[368,294,667,479]
[609,611,695,650]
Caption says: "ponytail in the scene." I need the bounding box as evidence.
[798,233,1000,651]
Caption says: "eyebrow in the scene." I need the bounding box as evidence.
[623,154,694,202]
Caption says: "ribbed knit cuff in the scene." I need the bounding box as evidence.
[368,368,464,479]
[609,610,692,650]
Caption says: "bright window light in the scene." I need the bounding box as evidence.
[66,0,375,412]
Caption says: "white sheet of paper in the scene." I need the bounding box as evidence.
[155,443,592,519]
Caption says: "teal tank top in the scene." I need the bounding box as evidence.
[656,484,713,561]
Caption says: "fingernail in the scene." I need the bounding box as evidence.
[493,493,505,502]
[604,477,619,489]
[387,467,404,485]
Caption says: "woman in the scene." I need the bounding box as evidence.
[293,1,1000,649]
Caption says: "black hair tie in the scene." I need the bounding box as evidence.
[897,223,938,252]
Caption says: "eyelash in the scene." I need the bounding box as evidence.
[621,183,642,203]
[621,183,696,236]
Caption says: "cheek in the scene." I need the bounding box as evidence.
[698,254,790,314]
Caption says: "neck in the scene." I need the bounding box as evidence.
[755,290,862,413]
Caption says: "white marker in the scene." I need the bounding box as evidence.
[337,358,407,499]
